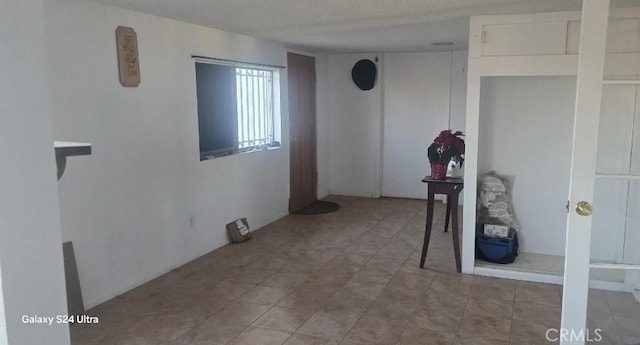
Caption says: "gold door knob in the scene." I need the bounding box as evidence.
[575,201,593,216]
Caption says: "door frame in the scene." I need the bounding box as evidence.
[287,51,318,212]
[461,3,640,344]
[561,1,610,341]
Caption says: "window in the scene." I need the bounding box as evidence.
[235,68,276,149]
[195,59,280,160]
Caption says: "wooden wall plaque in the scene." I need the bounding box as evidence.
[116,26,140,87]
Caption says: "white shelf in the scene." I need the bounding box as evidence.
[54,141,92,180]
[603,79,640,85]
[595,174,640,180]
[590,263,640,270]
[475,252,626,291]
[54,141,92,156]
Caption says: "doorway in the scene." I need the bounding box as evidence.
[287,53,317,212]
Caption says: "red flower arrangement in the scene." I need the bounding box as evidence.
[428,130,464,179]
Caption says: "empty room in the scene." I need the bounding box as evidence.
[2,0,640,344]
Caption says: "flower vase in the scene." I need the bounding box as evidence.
[430,163,448,180]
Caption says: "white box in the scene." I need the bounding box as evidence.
[484,224,510,238]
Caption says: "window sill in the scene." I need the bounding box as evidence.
[200,144,281,161]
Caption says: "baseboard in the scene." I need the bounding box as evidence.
[84,209,289,309]
[251,210,289,232]
[328,191,380,198]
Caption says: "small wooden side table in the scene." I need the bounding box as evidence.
[419,176,464,272]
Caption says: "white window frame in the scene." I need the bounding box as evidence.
[194,57,282,160]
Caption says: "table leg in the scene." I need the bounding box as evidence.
[420,184,435,269]
[444,195,451,233]
[451,189,462,272]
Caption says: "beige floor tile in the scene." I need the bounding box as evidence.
[322,292,372,314]
[276,286,337,312]
[512,302,561,325]
[344,307,410,344]
[339,280,386,301]
[228,326,292,345]
[70,325,115,345]
[173,323,244,345]
[312,267,357,289]
[261,272,314,289]
[515,281,562,307]
[161,297,229,323]
[587,313,623,345]
[369,291,419,319]
[125,314,195,342]
[240,285,291,305]
[365,253,407,273]
[471,276,516,302]
[283,334,338,345]
[204,301,270,328]
[606,291,640,320]
[398,258,438,277]
[348,267,394,285]
[201,281,257,301]
[338,340,370,345]
[458,309,511,341]
[453,334,509,345]
[411,304,463,332]
[343,243,383,257]
[411,289,467,332]
[397,324,455,345]
[622,335,640,344]
[465,296,513,319]
[510,319,559,344]
[70,196,640,345]
[387,273,433,297]
[252,307,312,333]
[429,273,473,296]
[614,314,640,339]
[114,336,174,345]
[326,253,371,267]
[297,310,363,341]
[587,289,612,316]
[227,267,278,284]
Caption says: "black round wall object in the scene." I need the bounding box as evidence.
[351,59,377,91]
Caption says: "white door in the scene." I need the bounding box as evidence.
[561,0,610,344]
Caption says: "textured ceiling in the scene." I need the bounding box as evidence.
[92,0,639,52]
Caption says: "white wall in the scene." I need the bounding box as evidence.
[320,51,468,199]
[449,50,468,132]
[0,0,70,343]
[326,53,383,197]
[382,52,451,199]
[478,76,576,256]
[315,53,331,199]
[44,0,289,308]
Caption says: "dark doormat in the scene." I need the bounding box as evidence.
[293,201,340,215]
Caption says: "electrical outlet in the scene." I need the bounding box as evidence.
[188,215,195,229]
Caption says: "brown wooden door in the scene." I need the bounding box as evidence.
[288,53,317,212]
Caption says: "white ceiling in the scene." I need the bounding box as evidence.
[92,0,639,53]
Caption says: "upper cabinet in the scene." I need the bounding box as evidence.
[482,21,568,56]
[567,18,640,54]
[479,18,640,58]
[468,9,640,77]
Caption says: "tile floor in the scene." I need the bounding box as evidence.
[72,196,640,345]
